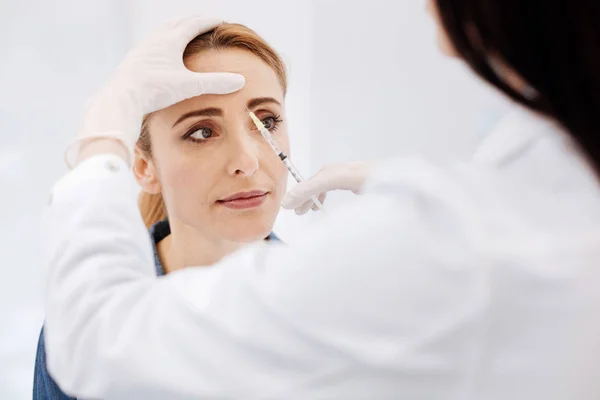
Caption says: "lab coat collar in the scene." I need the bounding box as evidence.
[472,105,563,167]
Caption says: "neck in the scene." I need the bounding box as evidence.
[157,219,244,273]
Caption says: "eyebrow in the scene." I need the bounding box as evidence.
[172,108,222,127]
[246,97,281,109]
[172,97,282,128]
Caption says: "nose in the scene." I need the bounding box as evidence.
[226,130,260,177]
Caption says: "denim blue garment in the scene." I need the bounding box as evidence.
[33,220,279,399]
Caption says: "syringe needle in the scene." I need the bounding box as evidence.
[247,109,324,211]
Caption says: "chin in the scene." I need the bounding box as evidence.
[225,228,274,243]
[216,199,280,242]
[220,216,277,243]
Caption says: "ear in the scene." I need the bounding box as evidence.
[133,146,162,195]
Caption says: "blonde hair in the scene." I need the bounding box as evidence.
[137,23,288,228]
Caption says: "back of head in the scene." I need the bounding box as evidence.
[137,23,287,229]
[434,0,600,176]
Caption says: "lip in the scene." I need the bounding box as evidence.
[217,190,268,210]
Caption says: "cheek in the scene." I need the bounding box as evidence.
[268,134,290,193]
[274,158,289,187]
[263,152,288,180]
[426,0,460,58]
[436,28,458,57]
[162,161,194,193]
[154,146,215,211]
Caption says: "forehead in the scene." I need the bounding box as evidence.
[183,48,284,106]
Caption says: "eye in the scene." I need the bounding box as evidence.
[261,114,283,132]
[188,127,214,141]
[262,117,276,130]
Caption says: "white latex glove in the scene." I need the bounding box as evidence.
[281,162,375,215]
[65,16,245,168]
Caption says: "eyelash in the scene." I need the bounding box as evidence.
[182,114,284,144]
[181,121,217,144]
[262,114,283,132]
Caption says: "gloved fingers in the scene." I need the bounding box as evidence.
[281,182,320,210]
[295,200,314,216]
[280,162,373,211]
[168,15,221,32]
[148,72,245,112]
[283,191,326,215]
[281,176,336,209]
[314,162,373,192]
[146,16,222,49]
[169,16,224,50]
[193,72,246,95]
[311,192,327,211]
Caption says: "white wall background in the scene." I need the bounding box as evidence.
[0,1,129,397]
[0,0,511,397]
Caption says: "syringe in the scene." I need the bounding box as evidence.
[247,110,323,210]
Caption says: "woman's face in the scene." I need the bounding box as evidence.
[134,48,289,243]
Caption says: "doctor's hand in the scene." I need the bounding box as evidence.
[281,162,376,215]
[66,16,245,168]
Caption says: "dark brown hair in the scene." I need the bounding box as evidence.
[435,0,600,175]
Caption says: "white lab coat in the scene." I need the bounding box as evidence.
[43,107,600,399]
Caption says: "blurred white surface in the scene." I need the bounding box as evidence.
[0,0,509,397]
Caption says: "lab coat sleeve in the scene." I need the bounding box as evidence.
[43,154,486,399]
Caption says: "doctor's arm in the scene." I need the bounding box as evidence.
[43,153,483,399]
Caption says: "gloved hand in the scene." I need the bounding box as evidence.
[281,162,376,215]
[65,16,245,168]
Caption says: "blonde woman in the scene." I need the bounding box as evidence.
[34,21,297,399]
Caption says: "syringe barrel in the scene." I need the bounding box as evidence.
[282,158,305,183]
[259,128,283,154]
